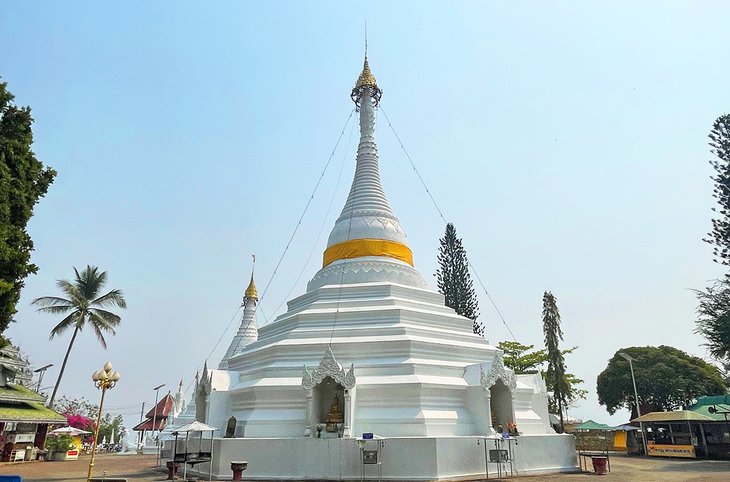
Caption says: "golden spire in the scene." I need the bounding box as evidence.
[351,53,382,109]
[355,56,378,90]
[245,274,258,300]
[244,254,258,300]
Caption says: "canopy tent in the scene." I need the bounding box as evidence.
[611,424,639,431]
[48,426,91,436]
[632,410,715,423]
[171,420,218,481]
[575,420,611,431]
[688,403,730,421]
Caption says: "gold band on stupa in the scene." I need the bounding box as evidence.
[323,238,414,268]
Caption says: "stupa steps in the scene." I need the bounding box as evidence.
[227,336,495,374]
[258,316,481,344]
[287,282,441,309]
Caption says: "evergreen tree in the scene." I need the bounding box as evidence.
[0,80,56,335]
[704,114,730,271]
[436,223,483,336]
[696,116,730,369]
[542,291,569,433]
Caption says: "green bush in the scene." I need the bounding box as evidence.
[45,434,73,452]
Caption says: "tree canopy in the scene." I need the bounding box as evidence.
[0,80,56,335]
[695,114,730,373]
[704,114,730,271]
[436,223,483,336]
[498,341,547,374]
[33,266,126,407]
[498,340,587,413]
[542,291,570,432]
[695,280,730,364]
[596,345,727,416]
[56,395,123,444]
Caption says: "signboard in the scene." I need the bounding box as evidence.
[489,449,509,463]
[362,450,378,464]
[647,443,695,458]
[14,433,34,443]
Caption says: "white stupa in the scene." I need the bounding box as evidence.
[183,55,577,479]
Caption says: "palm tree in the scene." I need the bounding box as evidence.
[32,266,126,407]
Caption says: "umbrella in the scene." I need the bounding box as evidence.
[102,435,107,445]
[49,426,91,436]
[110,428,115,444]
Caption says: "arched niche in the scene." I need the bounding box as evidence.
[313,376,345,434]
[225,416,237,438]
[489,378,514,431]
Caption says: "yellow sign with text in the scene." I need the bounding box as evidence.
[647,443,696,458]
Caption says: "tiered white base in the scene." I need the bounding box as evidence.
[170,434,578,480]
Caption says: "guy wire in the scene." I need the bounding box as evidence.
[379,105,517,342]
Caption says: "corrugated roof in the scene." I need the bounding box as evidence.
[144,394,173,419]
[0,401,66,423]
[632,410,716,423]
[0,384,45,403]
[575,420,611,430]
[132,417,167,432]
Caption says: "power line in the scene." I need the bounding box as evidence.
[379,105,517,342]
[260,109,356,324]
[269,112,358,321]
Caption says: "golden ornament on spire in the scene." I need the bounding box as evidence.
[244,273,258,300]
[352,54,382,109]
[355,56,378,90]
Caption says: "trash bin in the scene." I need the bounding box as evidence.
[592,456,608,475]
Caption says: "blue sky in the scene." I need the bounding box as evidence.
[3,1,730,427]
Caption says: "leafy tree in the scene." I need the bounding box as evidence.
[436,223,483,336]
[597,346,727,417]
[704,114,730,271]
[498,340,587,413]
[695,280,730,364]
[0,80,56,335]
[32,266,126,407]
[542,291,569,432]
[56,395,122,444]
[498,341,547,374]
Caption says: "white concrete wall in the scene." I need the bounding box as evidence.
[168,434,578,480]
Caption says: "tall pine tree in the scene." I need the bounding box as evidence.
[0,80,56,335]
[436,223,484,336]
[704,114,730,272]
[542,291,569,433]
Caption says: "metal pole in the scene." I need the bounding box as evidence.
[627,358,645,455]
[152,388,160,443]
[86,385,107,482]
[137,402,145,447]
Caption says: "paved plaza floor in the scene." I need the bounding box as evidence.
[0,451,728,481]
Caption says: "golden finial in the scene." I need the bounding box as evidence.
[245,273,258,300]
[244,254,258,300]
[355,56,378,90]
[352,52,382,109]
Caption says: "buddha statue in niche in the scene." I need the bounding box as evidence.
[325,394,344,432]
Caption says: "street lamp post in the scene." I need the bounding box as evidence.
[618,352,645,455]
[33,363,53,394]
[151,384,165,441]
[87,361,121,482]
[151,383,165,467]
